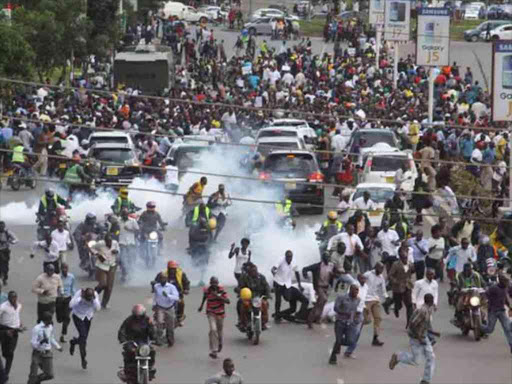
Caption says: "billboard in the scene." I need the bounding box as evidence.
[384,0,411,42]
[416,8,450,66]
[492,41,512,121]
[369,0,385,26]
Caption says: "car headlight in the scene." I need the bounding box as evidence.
[469,296,480,307]
[139,344,151,357]
[149,231,158,241]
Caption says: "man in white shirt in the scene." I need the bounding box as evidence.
[328,224,364,272]
[28,312,63,384]
[353,191,377,212]
[69,288,100,369]
[0,291,25,380]
[31,234,61,274]
[412,268,439,310]
[271,250,302,323]
[331,129,347,152]
[91,233,120,309]
[153,273,180,347]
[376,222,400,273]
[344,273,368,358]
[50,220,73,266]
[118,208,139,283]
[363,262,388,346]
[337,192,352,225]
[448,237,477,275]
[426,224,445,280]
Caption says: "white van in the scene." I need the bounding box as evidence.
[161,1,209,23]
[255,126,317,151]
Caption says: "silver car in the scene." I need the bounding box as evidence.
[244,17,297,36]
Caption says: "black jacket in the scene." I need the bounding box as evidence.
[118,315,155,344]
[302,262,335,290]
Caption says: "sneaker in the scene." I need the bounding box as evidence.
[328,357,337,365]
[344,353,356,359]
[81,358,88,370]
[372,337,384,346]
[60,336,66,343]
[419,381,430,384]
[217,343,222,353]
[389,353,398,370]
[209,352,217,359]
[69,340,76,356]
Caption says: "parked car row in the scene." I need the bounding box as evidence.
[464,19,512,42]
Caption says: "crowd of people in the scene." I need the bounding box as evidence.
[1,2,512,384]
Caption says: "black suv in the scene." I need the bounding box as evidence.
[259,150,324,214]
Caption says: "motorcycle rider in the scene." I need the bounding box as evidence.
[118,208,139,283]
[316,211,343,254]
[118,304,156,379]
[73,213,104,271]
[185,176,208,209]
[452,263,483,326]
[190,203,211,227]
[237,263,271,331]
[63,154,92,195]
[154,261,191,327]
[37,188,68,225]
[0,221,18,285]
[10,141,32,173]
[208,184,232,241]
[138,201,167,253]
[111,187,139,216]
[476,235,496,276]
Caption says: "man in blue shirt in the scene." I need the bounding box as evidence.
[56,263,75,343]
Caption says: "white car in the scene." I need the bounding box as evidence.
[485,24,512,40]
[270,118,310,128]
[256,126,317,151]
[250,8,299,21]
[198,6,227,20]
[161,1,209,23]
[256,136,306,157]
[464,6,480,20]
[349,183,397,228]
[360,148,418,192]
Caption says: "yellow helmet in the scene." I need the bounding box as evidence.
[328,211,338,220]
[208,217,217,230]
[240,287,252,301]
[119,187,128,198]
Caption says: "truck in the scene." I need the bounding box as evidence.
[113,46,175,95]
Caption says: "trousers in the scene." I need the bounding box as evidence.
[207,313,224,353]
[0,330,17,377]
[363,300,383,336]
[71,315,92,360]
[37,302,56,324]
[27,350,54,384]
[0,249,10,282]
[330,320,360,360]
[95,266,117,308]
[153,306,176,346]
[481,309,512,348]
[55,297,71,336]
[396,336,435,383]
[308,286,328,324]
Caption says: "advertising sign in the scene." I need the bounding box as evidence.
[369,0,385,26]
[492,41,512,121]
[384,0,411,42]
[416,8,450,66]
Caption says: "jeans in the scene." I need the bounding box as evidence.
[414,260,426,280]
[397,336,435,383]
[71,315,92,360]
[426,257,443,281]
[330,320,360,360]
[334,273,356,290]
[153,305,176,346]
[119,244,135,280]
[481,310,512,348]
[0,249,10,282]
[27,350,54,384]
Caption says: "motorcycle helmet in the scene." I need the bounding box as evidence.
[119,187,129,199]
[45,188,55,198]
[167,260,178,269]
[85,212,96,222]
[328,211,338,220]
[146,201,156,211]
[208,217,217,230]
[132,304,146,317]
[480,235,490,245]
[240,287,252,301]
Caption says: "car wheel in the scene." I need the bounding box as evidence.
[471,35,478,42]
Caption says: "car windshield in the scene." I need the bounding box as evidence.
[264,153,315,177]
[353,188,395,203]
[272,121,307,127]
[352,132,395,149]
[370,156,408,172]
[259,130,298,138]
[90,136,129,145]
[93,148,134,163]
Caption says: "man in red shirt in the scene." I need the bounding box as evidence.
[198,276,230,359]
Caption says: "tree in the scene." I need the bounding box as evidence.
[87,0,120,57]
[0,22,34,78]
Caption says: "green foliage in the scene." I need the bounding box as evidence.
[0,22,34,78]
[87,0,121,57]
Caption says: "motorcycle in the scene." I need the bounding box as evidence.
[6,164,36,191]
[141,231,159,269]
[118,341,155,384]
[244,296,266,345]
[482,258,498,285]
[36,206,70,241]
[451,287,486,341]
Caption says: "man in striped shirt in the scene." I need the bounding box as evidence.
[198,276,230,359]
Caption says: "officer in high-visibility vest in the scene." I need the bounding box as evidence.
[37,188,68,221]
[318,211,343,241]
[275,198,293,216]
[11,144,26,165]
[111,187,139,216]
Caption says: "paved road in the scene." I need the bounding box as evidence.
[0,184,511,384]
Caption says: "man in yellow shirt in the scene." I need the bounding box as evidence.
[408,121,421,152]
[496,133,508,161]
